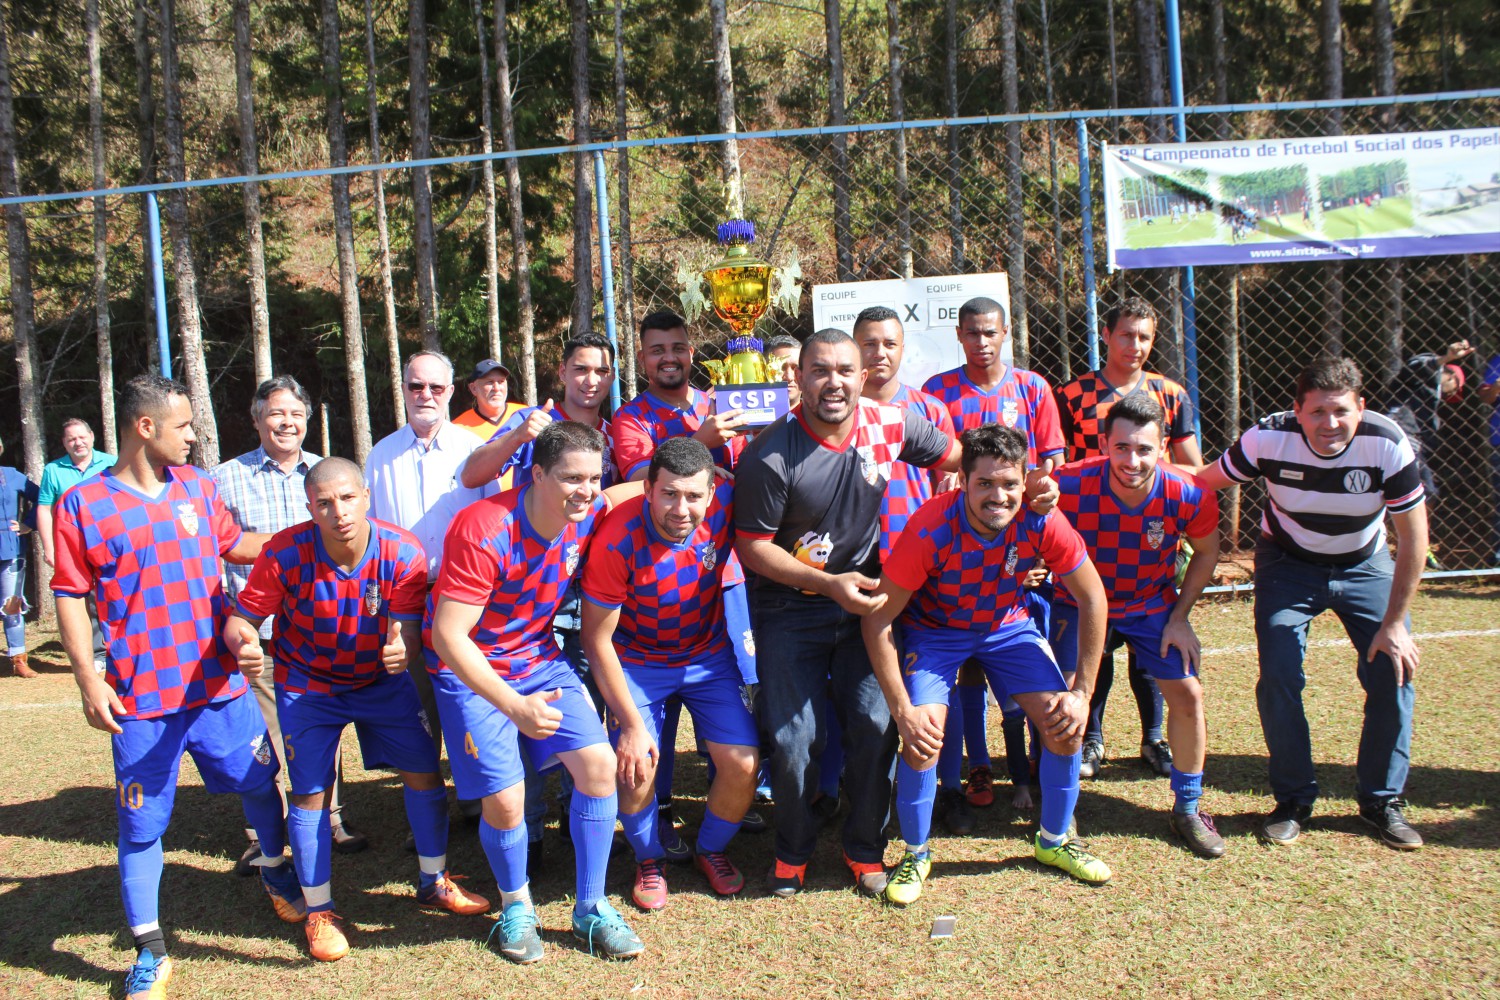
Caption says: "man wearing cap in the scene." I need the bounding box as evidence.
[454,360,527,490]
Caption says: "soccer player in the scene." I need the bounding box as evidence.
[1054,296,1202,781]
[1191,357,1429,850]
[427,421,643,963]
[51,374,287,1000]
[922,296,1065,830]
[862,425,1111,906]
[1051,395,1225,858]
[581,437,759,909]
[224,457,490,962]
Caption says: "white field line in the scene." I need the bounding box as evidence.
[1200,628,1500,658]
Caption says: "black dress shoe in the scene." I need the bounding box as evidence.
[1258,801,1312,845]
[1359,798,1423,851]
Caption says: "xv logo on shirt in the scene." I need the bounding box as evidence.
[1344,470,1372,494]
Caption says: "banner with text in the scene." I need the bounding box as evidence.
[1102,127,1500,269]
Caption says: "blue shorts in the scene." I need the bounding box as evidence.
[1050,602,1194,681]
[611,648,758,750]
[277,671,441,795]
[722,582,757,686]
[904,620,1066,709]
[112,693,278,842]
[430,657,608,801]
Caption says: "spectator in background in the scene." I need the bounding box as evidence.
[1384,340,1474,569]
[1480,351,1500,567]
[453,360,526,490]
[37,418,114,672]
[765,335,802,408]
[0,437,39,677]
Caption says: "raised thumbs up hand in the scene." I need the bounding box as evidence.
[520,400,556,443]
[231,618,265,678]
[381,619,409,674]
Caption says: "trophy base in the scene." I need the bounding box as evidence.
[711,382,790,428]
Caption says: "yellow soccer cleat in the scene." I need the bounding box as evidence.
[882,851,932,907]
[1034,833,1113,884]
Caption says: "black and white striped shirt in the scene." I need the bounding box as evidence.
[1221,410,1424,565]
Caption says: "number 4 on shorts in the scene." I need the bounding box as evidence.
[464,732,479,759]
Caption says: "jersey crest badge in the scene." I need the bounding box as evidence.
[742,629,755,657]
[565,542,581,576]
[176,503,199,537]
[1146,519,1166,550]
[701,544,717,572]
[1343,469,1372,494]
[1001,399,1020,428]
[250,734,272,767]
[1005,543,1020,574]
[363,582,382,616]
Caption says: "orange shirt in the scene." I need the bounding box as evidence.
[453,402,528,489]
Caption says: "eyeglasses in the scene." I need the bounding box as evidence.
[405,382,449,396]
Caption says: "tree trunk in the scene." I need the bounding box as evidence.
[158,0,219,467]
[1321,0,1344,354]
[1106,0,1120,137]
[408,0,440,350]
[472,0,503,360]
[709,0,743,220]
[569,0,594,336]
[613,0,635,396]
[134,0,159,373]
[944,0,964,271]
[363,0,405,427]
[86,0,116,453]
[321,0,372,463]
[886,0,912,278]
[1000,0,1028,366]
[825,0,853,281]
[495,0,537,404]
[232,0,272,384]
[1373,0,1402,383]
[1039,0,1070,378]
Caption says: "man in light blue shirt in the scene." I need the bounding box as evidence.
[37,418,114,671]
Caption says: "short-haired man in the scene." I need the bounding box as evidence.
[454,359,527,488]
[225,457,489,962]
[1052,395,1225,858]
[581,437,759,910]
[51,375,288,1000]
[736,329,961,897]
[428,421,643,963]
[37,417,115,673]
[765,334,802,408]
[922,296,1066,828]
[1054,296,1203,782]
[862,425,1111,906]
[1192,357,1429,850]
[0,437,38,677]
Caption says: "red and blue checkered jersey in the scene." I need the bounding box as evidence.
[1054,370,1196,462]
[879,384,956,561]
[423,485,606,681]
[581,478,735,668]
[235,519,428,695]
[1052,457,1218,617]
[883,490,1087,632]
[50,466,246,720]
[922,366,1065,466]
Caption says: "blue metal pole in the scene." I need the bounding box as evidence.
[1164,0,1203,437]
[146,192,172,378]
[1076,119,1101,372]
[592,151,621,413]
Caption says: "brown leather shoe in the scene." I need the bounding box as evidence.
[11,654,37,678]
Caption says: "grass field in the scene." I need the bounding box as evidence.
[2,582,1497,999]
[1120,212,1217,248]
[1321,196,1415,240]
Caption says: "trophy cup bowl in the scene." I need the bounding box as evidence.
[701,219,786,422]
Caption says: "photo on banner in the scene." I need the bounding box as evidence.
[1101,127,1500,269]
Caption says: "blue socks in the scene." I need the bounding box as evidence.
[570,789,618,917]
[119,836,164,933]
[1171,767,1204,815]
[404,786,450,889]
[895,758,937,850]
[960,683,992,769]
[696,807,740,856]
[938,702,964,790]
[287,805,332,910]
[240,780,286,859]
[479,818,529,894]
[619,802,663,862]
[1038,748,1081,848]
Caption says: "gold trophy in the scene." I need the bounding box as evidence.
[701,220,774,385]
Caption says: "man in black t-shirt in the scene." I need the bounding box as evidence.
[735,329,959,898]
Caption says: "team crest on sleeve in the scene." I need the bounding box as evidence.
[565,542,581,575]
[363,582,382,616]
[1005,543,1020,574]
[701,544,717,572]
[249,734,272,767]
[742,629,755,657]
[1001,399,1020,428]
[176,503,199,537]
[1146,519,1166,550]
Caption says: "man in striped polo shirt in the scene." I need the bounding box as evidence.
[1193,356,1428,850]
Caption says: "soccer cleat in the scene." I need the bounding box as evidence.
[933,787,975,836]
[694,851,745,896]
[658,815,694,864]
[1034,833,1113,884]
[304,910,349,962]
[124,950,173,1000]
[768,858,806,897]
[330,820,368,855]
[631,858,669,911]
[487,901,544,965]
[571,900,644,960]
[845,854,888,897]
[1170,811,1227,859]
[1140,739,1174,777]
[1258,802,1312,846]
[739,806,769,834]
[883,851,931,907]
[1359,799,1424,851]
[1079,741,1104,779]
[965,765,996,808]
[234,839,262,878]
[417,872,491,915]
[260,862,307,923]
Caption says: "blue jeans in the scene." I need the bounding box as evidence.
[0,557,26,655]
[1253,540,1414,807]
[751,591,897,866]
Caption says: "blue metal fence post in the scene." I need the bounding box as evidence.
[145,192,172,378]
[1164,0,1203,436]
[1076,119,1101,372]
[592,151,621,413]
